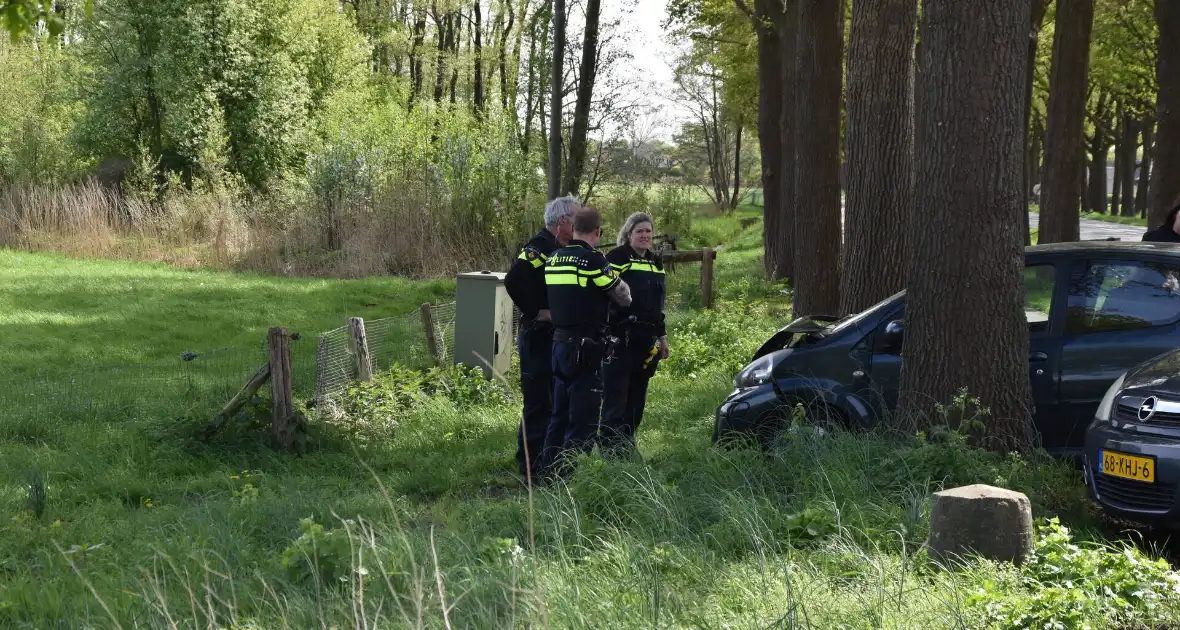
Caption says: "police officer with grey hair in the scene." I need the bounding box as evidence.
[504,195,576,484]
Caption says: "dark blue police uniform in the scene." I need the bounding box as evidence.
[541,239,623,475]
[599,244,666,457]
[504,228,560,481]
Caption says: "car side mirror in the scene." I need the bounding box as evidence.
[879,319,904,354]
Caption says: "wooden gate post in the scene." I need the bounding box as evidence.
[348,317,373,381]
[268,327,295,450]
[420,302,440,364]
[700,247,715,309]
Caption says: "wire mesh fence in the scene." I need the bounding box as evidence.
[426,301,459,366]
[312,310,436,406]
[1,262,710,426]
[314,325,355,407]
[663,259,706,309]
[0,344,270,424]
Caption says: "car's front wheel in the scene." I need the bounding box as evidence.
[753,396,850,451]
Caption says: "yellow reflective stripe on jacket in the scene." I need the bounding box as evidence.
[626,261,663,274]
[612,259,663,274]
[591,273,617,288]
[518,249,547,268]
[545,273,582,286]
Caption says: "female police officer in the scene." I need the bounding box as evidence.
[598,212,670,458]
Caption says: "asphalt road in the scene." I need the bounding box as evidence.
[1028,212,1148,242]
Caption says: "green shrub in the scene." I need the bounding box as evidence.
[663,300,778,377]
[339,363,513,426]
[597,183,651,235]
[649,185,693,241]
[968,517,1180,629]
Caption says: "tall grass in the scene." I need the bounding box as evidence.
[5,209,1179,629]
[0,178,524,279]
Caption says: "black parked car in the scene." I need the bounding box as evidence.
[1084,349,1180,523]
[714,241,1180,459]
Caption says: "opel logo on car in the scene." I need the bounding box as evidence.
[1139,396,1158,422]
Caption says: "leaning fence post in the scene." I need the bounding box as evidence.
[348,317,373,382]
[700,247,715,309]
[268,327,295,450]
[420,302,440,364]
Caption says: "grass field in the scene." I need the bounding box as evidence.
[1082,210,1149,227]
[3,207,1180,628]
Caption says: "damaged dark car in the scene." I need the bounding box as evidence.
[713,241,1180,459]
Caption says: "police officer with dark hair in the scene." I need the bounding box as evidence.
[599,212,669,458]
[541,206,631,477]
[504,196,576,484]
[1143,197,1180,242]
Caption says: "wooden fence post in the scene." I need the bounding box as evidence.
[420,302,440,364]
[701,247,715,309]
[268,327,295,450]
[348,317,373,382]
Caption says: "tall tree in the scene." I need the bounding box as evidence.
[741,0,789,281]
[774,0,800,283]
[671,53,742,212]
[1085,93,1115,214]
[1022,0,1051,247]
[1039,0,1095,243]
[899,0,1034,453]
[473,0,485,116]
[791,0,842,318]
[1137,114,1154,214]
[840,0,916,315]
[562,0,602,196]
[1149,0,1180,226]
[548,0,566,200]
[498,0,516,111]
[1118,108,1138,216]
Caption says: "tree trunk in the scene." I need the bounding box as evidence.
[730,122,743,209]
[899,0,1034,453]
[752,0,788,280]
[1112,109,1124,217]
[434,5,447,102]
[1039,0,1094,243]
[1022,0,1050,247]
[1120,110,1138,216]
[562,0,601,196]
[774,0,800,283]
[1088,120,1112,215]
[1138,115,1154,216]
[839,0,916,316]
[499,0,515,112]
[1029,113,1044,203]
[510,0,529,114]
[474,1,484,116]
[792,0,843,318]
[521,6,542,153]
[408,9,427,107]
[449,10,462,104]
[548,0,566,200]
[1149,0,1180,227]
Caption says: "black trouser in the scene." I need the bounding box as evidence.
[599,327,661,457]
[515,321,553,480]
[541,329,605,476]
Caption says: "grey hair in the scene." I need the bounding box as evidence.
[617,212,655,247]
[544,194,580,228]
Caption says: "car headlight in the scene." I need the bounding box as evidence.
[735,353,776,389]
[1095,372,1127,422]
